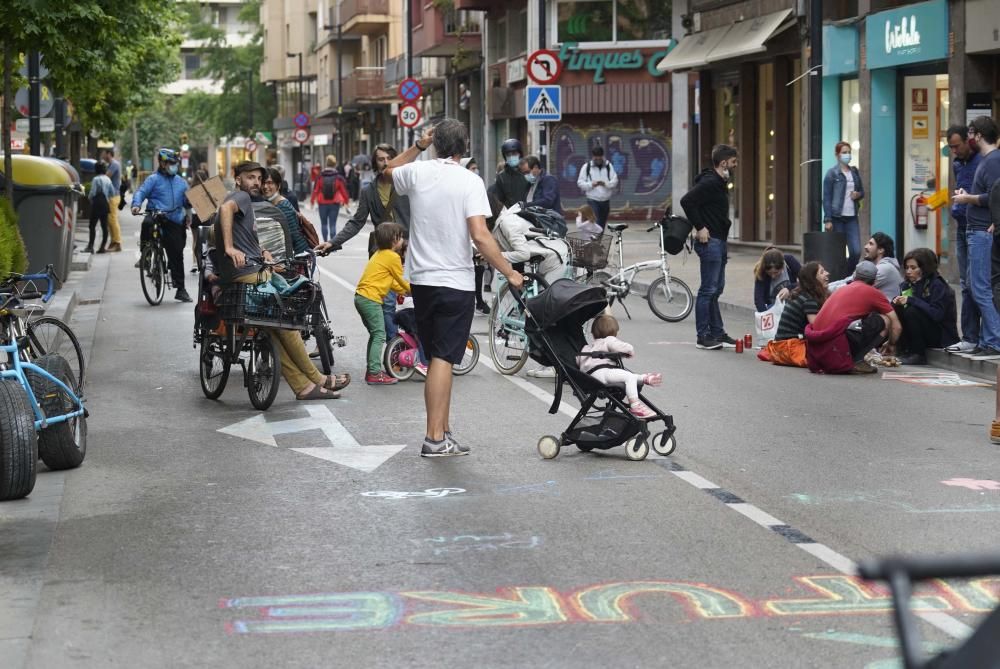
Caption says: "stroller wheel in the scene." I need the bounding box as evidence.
[652,431,677,457]
[624,434,650,461]
[537,435,561,460]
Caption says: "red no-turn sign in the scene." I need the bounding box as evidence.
[398,103,421,128]
[527,50,563,85]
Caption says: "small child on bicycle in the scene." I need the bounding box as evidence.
[577,314,662,419]
[356,222,410,385]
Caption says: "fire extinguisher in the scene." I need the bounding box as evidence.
[911,193,929,229]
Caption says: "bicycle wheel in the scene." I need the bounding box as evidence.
[140,247,164,305]
[452,335,480,376]
[156,248,169,296]
[0,378,37,500]
[247,330,281,410]
[199,334,231,399]
[383,335,416,381]
[647,275,693,322]
[26,315,85,392]
[29,354,86,470]
[313,298,335,375]
[487,276,548,376]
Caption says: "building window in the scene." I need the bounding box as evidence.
[714,81,740,233]
[840,78,861,168]
[756,62,775,242]
[372,35,387,68]
[489,15,508,62]
[183,54,201,80]
[509,9,528,57]
[556,0,671,44]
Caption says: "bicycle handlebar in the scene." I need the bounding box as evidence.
[1,264,58,303]
[858,553,1000,582]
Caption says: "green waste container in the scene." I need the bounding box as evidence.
[0,154,82,282]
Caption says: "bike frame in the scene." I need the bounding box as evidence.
[604,226,673,294]
[0,341,85,431]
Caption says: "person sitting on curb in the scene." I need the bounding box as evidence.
[828,232,903,301]
[753,247,801,312]
[892,248,958,365]
[806,260,901,374]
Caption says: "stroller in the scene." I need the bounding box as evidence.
[522,279,677,461]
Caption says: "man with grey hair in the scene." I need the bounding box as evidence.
[384,119,524,457]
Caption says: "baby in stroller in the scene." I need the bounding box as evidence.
[577,314,662,419]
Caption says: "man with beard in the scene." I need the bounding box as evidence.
[218,161,348,400]
[315,143,411,257]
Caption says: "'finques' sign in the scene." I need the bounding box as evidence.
[556,42,670,84]
[866,0,947,69]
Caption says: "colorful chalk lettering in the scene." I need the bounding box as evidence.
[764,576,951,616]
[411,533,543,555]
[403,588,569,627]
[572,581,751,621]
[222,575,993,635]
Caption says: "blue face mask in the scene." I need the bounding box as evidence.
[506,155,520,168]
[525,173,537,184]
[840,153,852,165]
[167,164,179,175]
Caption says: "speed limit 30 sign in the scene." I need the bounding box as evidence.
[398,103,421,129]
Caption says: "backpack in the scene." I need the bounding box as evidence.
[321,173,336,199]
[585,161,612,182]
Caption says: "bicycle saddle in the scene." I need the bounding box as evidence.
[528,254,547,265]
[607,223,629,232]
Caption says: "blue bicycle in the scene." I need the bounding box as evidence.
[0,336,87,500]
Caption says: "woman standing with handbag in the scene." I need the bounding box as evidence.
[823,141,865,275]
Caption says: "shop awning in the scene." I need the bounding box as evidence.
[705,8,794,63]
[655,24,732,72]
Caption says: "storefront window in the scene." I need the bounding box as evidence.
[556,0,670,43]
[713,81,739,234]
[756,62,775,242]
[840,78,861,168]
[791,58,804,242]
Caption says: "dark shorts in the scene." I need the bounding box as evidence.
[845,312,888,362]
[411,284,475,365]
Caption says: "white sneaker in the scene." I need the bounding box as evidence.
[947,341,978,353]
[527,367,556,378]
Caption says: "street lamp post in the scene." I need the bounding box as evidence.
[286,51,303,113]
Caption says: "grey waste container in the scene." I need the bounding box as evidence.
[803,231,850,282]
[0,154,78,281]
[49,158,84,275]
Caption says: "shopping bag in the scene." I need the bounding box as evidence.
[754,300,785,342]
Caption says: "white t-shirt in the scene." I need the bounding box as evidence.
[392,158,492,291]
[842,169,855,217]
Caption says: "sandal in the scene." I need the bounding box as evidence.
[296,384,341,400]
[324,373,351,391]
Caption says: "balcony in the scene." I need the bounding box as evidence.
[331,67,387,110]
[412,5,483,59]
[340,0,391,35]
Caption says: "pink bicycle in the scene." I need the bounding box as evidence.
[383,327,480,381]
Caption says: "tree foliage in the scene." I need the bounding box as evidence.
[1,0,182,134]
[178,0,274,139]
[116,93,215,169]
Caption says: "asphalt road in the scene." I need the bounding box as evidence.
[3,210,999,668]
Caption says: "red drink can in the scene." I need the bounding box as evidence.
[735,338,744,353]
[744,333,753,349]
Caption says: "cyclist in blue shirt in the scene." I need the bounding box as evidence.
[131,148,194,302]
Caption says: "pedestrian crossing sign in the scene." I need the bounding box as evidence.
[526,85,562,121]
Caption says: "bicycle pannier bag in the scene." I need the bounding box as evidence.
[661,216,692,255]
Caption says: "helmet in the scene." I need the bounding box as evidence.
[500,138,523,157]
[157,148,179,164]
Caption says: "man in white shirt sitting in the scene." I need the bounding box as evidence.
[576,145,619,230]
[385,119,524,457]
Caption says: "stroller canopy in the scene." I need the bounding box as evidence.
[526,279,607,330]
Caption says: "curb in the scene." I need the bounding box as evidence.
[927,349,998,382]
[631,279,756,322]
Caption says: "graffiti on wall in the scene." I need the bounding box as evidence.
[551,123,671,220]
[221,574,999,634]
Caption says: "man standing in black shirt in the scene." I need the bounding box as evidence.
[681,144,738,350]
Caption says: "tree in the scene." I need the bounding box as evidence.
[117,93,215,169]
[1,0,182,199]
[180,0,274,139]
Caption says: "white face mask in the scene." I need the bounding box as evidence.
[720,168,730,180]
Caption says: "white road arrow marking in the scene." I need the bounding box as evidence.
[218,404,407,473]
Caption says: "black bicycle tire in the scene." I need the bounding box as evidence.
[647,275,694,322]
[156,248,168,300]
[26,315,85,392]
[199,335,231,400]
[488,274,549,375]
[247,330,281,410]
[0,378,37,500]
[29,354,86,470]
[452,335,480,376]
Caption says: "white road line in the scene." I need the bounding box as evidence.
[671,470,720,489]
[728,503,783,527]
[316,262,973,640]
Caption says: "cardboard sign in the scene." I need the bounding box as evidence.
[186,175,228,219]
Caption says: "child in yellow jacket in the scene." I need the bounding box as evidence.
[356,222,410,384]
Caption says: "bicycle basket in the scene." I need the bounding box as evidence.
[217,283,314,330]
[565,231,612,271]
